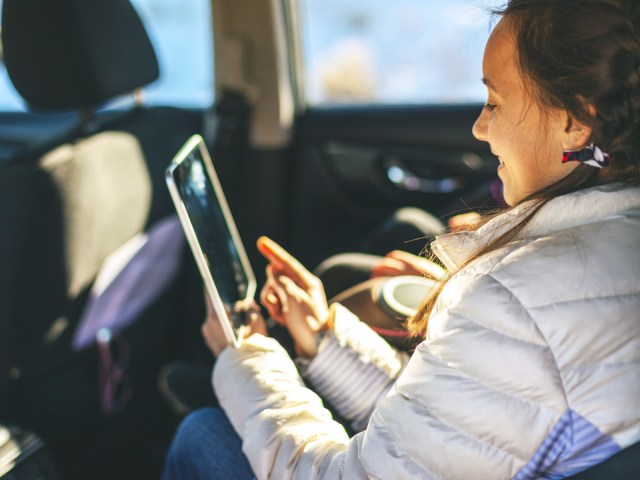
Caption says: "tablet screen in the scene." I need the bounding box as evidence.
[168,139,253,332]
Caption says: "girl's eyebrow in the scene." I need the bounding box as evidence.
[482,77,499,93]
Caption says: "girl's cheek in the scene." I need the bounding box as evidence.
[488,116,508,143]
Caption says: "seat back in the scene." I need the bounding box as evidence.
[0,3,208,478]
[0,0,161,390]
[0,132,151,389]
[0,0,205,417]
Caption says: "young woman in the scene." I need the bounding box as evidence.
[163,0,640,478]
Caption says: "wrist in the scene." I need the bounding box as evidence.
[295,330,328,365]
[294,325,329,359]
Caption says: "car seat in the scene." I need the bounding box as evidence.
[0,0,206,478]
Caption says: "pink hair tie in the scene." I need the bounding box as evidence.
[562,143,611,169]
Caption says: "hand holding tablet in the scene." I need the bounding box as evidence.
[167,135,329,356]
[201,293,266,356]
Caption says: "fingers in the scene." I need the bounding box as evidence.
[371,257,407,278]
[260,266,288,324]
[257,236,312,287]
[267,270,304,309]
[201,290,231,356]
[266,267,306,299]
[243,305,268,337]
[204,289,214,316]
[373,250,446,280]
[276,274,305,298]
[269,275,320,358]
[385,250,418,263]
[201,320,215,351]
[260,286,284,325]
[372,251,417,277]
[259,283,275,312]
[266,265,290,312]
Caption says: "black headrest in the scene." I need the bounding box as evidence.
[1,0,160,111]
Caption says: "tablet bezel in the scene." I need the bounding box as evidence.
[165,134,256,347]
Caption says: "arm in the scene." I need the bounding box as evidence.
[214,272,567,479]
[368,211,482,280]
[299,303,409,432]
[370,250,446,279]
[257,236,328,358]
[257,237,409,429]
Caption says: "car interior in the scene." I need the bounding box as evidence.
[0,0,637,478]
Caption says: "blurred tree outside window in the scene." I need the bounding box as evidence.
[0,0,214,111]
[299,0,501,105]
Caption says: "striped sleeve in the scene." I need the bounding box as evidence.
[513,409,621,479]
[300,303,409,432]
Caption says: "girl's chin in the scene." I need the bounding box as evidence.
[502,187,524,207]
[499,179,517,206]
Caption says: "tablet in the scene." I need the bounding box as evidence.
[166,134,256,347]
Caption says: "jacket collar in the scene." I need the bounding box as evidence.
[431,183,640,271]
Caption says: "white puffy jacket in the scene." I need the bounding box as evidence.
[214,183,640,479]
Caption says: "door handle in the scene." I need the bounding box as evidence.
[383,158,465,194]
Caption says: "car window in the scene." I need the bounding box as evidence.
[0,0,214,111]
[0,21,23,111]
[298,0,500,105]
[130,0,214,108]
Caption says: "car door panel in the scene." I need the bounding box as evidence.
[288,105,497,268]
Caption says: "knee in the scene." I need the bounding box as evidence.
[173,407,223,449]
[163,408,223,477]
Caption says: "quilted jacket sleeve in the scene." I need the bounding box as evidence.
[298,303,409,432]
[213,271,568,479]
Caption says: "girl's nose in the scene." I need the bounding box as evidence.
[472,110,488,142]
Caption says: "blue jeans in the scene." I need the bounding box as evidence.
[162,408,256,480]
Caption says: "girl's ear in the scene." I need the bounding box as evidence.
[562,109,593,150]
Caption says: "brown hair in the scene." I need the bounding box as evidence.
[408,0,640,337]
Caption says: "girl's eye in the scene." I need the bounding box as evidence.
[483,103,497,112]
